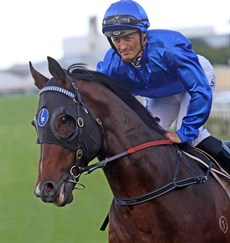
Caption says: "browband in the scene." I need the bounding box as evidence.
[39,86,75,99]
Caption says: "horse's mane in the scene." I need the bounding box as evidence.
[67,64,164,134]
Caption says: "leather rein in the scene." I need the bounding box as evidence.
[74,140,173,174]
[69,139,212,206]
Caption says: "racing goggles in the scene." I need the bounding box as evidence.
[103,15,148,27]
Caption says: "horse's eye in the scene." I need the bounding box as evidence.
[60,115,70,125]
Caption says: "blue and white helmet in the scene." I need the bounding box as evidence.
[102,0,150,37]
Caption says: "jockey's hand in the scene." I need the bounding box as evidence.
[164,131,182,143]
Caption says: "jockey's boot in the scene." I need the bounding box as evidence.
[196,136,230,173]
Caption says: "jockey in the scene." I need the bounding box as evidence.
[96,0,230,171]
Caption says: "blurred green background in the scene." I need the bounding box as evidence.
[0,93,228,243]
[0,95,112,243]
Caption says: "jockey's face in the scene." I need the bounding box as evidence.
[111,31,146,62]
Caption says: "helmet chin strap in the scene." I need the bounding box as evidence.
[130,31,146,67]
[107,37,120,56]
[130,49,143,68]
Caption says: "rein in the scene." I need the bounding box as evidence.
[114,152,212,206]
[71,139,212,206]
[97,142,213,231]
[76,140,173,174]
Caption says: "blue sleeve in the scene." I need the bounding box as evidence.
[165,39,212,142]
[96,48,115,75]
[96,49,129,89]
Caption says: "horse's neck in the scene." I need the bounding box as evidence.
[99,110,174,199]
[78,80,172,197]
[102,131,175,195]
[99,101,164,174]
[78,80,163,153]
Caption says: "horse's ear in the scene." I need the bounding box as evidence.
[29,61,49,90]
[47,56,67,84]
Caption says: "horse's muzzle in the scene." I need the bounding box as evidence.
[34,180,74,207]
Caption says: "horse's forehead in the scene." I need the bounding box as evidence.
[37,91,75,113]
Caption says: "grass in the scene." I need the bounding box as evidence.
[0,94,228,243]
[0,94,112,243]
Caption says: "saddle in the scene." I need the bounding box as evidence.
[178,143,230,199]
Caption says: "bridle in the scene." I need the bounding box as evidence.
[35,76,104,188]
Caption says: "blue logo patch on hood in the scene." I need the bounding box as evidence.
[38,108,49,127]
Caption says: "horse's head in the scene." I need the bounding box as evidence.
[30,57,103,206]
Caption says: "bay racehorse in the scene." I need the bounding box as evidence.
[30,57,230,242]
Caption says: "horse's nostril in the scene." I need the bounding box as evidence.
[45,182,54,193]
[41,181,58,202]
